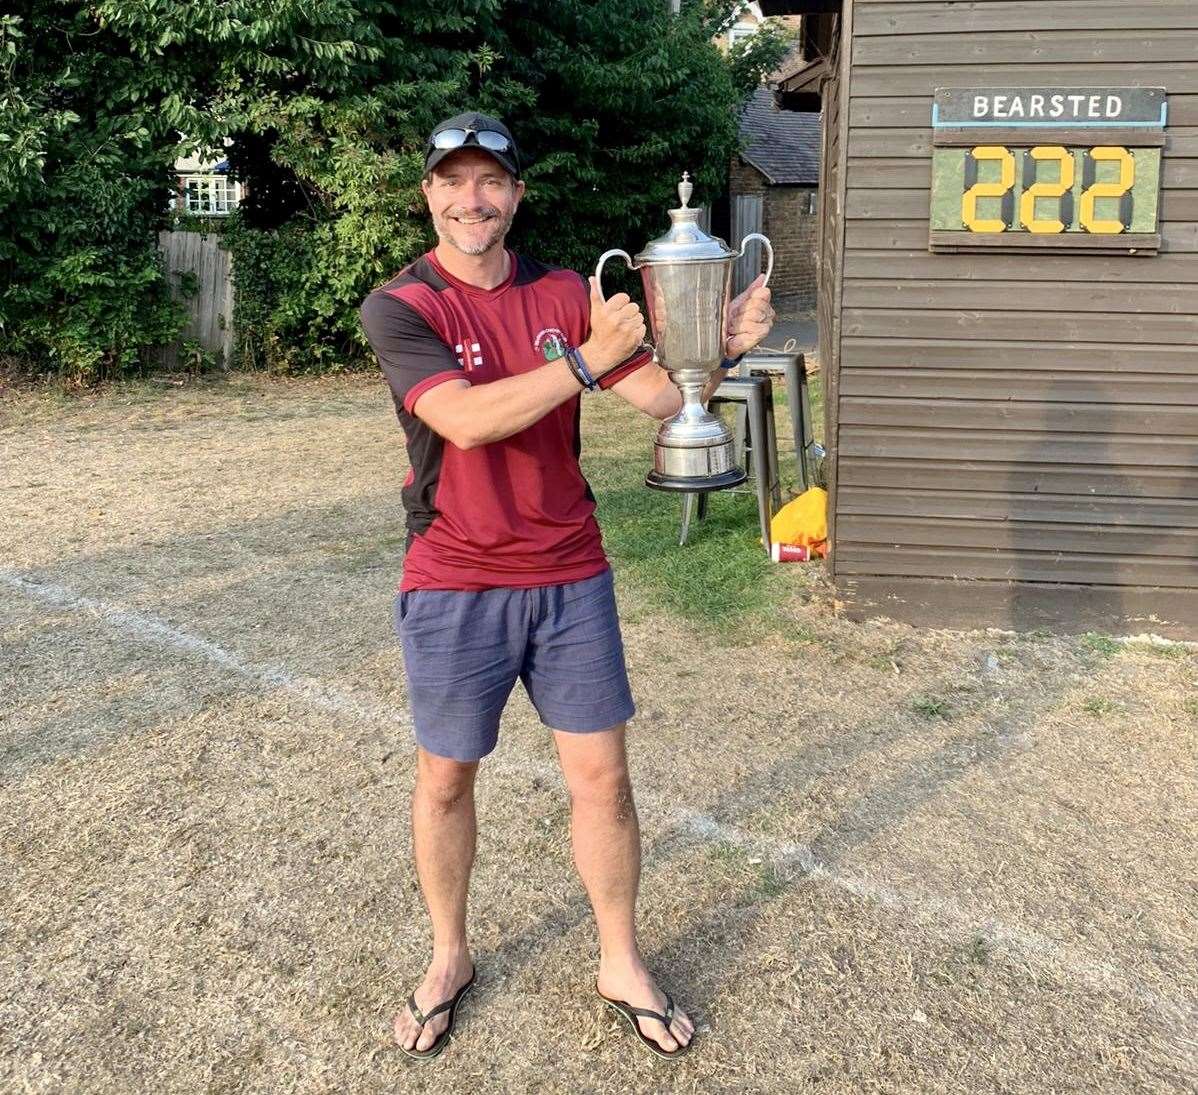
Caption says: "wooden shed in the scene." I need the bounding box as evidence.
[762,0,1198,639]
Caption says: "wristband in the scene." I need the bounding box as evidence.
[564,345,599,390]
[719,354,744,372]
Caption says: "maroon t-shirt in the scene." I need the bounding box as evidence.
[360,249,650,592]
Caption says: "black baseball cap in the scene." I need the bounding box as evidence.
[424,112,522,178]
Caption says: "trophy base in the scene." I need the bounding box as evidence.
[645,467,747,493]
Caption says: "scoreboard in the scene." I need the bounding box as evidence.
[929,87,1166,254]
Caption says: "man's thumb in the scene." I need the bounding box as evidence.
[588,275,603,301]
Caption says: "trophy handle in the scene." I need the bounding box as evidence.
[737,232,774,288]
[593,249,636,302]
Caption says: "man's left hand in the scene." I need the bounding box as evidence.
[724,274,775,360]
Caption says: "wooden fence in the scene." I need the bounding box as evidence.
[154,230,234,369]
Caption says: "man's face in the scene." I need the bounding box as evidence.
[422,148,525,257]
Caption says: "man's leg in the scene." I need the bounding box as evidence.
[393,746,479,1053]
[553,725,694,1052]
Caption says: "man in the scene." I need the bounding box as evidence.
[359,112,774,1062]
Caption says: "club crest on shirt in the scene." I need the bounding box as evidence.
[534,327,569,363]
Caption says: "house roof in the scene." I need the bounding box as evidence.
[738,86,821,186]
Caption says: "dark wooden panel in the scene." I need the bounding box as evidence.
[845,219,1198,252]
[850,127,1189,158]
[840,337,1198,375]
[851,95,1198,129]
[836,575,1198,641]
[838,425,1198,465]
[854,32,1198,67]
[930,230,1161,255]
[843,305,1198,344]
[838,515,1198,559]
[835,542,1198,587]
[847,188,1198,222]
[837,458,1198,500]
[843,249,1198,283]
[854,1,1198,35]
[841,277,1198,314]
[838,366,1198,404]
[839,396,1198,436]
[837,486,1198,527]
[848,156,1198,189]
[851,64,1198,97]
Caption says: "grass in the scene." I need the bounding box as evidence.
[912,695,951,720]
[1081,632,1122,658]
[1083,696,1117,718]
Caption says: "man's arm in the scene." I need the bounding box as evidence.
[412,278,644,449]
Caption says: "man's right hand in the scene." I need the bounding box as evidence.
[581,276,647,375]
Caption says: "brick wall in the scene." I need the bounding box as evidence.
[728,158,819,311]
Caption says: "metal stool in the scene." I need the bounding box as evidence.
[678,375,780,554]
[738,349,820,492]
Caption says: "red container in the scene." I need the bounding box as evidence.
[770,542,811,563]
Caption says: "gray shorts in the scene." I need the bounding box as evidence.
[393,568,635,761]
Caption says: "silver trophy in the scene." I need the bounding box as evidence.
[595,172,773,492]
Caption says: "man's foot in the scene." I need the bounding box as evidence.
[394,950,475,1055]
[596,959,695,1055]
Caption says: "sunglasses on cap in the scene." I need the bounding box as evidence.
[429,127,513,153]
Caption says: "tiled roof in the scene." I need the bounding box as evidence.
[737,86,821,186]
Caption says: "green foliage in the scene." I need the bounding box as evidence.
[2,0,784,381]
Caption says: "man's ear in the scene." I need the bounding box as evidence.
[515,179,526,201]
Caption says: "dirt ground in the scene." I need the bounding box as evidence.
[1,374,1195,1095]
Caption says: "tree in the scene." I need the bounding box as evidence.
[0,1,787,382]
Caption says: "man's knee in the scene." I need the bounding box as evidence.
[415,749,478,811]
[569,759,635,820]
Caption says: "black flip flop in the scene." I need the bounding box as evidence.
[399,967,476,1061]
[597,987,691,1060]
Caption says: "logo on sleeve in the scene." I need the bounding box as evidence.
[534,327,568,362]
[454,339,483,370]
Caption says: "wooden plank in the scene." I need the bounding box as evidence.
[837,486,1198,527]
[851,64,1198,98]
[838,425,1197,466]
[843,248,1198,283]
[839,396,1198,436]
[846,219,1198,252]
[846,188,1198,222]
[837,457,1198,500]
[842,305,1198,344]
[933,128,1168,150]
[835,543,1198,587]
[929,231,1165,256]
[851,94,1198,129]
[838,367,1198,404]
[854,31,1198,67]
[835,575,1198,641]
[848,157,1198,189]
[851,127,1185,156]
[841,277,1198,314]
[837,515,1198,558]
[840,337,1198,375]
[855,1,1198,36]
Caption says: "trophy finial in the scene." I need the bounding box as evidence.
[677,171,693,208]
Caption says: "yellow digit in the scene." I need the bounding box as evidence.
[1080,147,1135,234]
[1020,146,1075,233]
[962,146,1016,233]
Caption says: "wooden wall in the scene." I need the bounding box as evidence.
[824,0,1198,637]
[154,231,234,370]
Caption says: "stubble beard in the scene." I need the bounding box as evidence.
[434,205,516,257]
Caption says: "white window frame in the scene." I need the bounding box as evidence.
[179,173,241,216]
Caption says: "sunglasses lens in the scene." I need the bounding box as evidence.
[475,131,511,152]
[432,128,469,150]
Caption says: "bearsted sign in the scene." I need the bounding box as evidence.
[933,87,1167,128]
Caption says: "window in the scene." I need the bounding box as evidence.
[180,174,241,215]
[729,22,756,48]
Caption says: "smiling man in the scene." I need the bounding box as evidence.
[359,111,774,1063]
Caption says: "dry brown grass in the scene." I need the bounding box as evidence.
[1,373,1196,1094]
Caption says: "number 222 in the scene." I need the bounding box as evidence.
[963,146,1136,234]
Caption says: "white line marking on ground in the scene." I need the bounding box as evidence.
[5,569,1196,1051]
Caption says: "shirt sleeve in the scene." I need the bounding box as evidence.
[359,290,466,414]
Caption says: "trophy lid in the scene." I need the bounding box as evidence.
[633,172,738,265]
